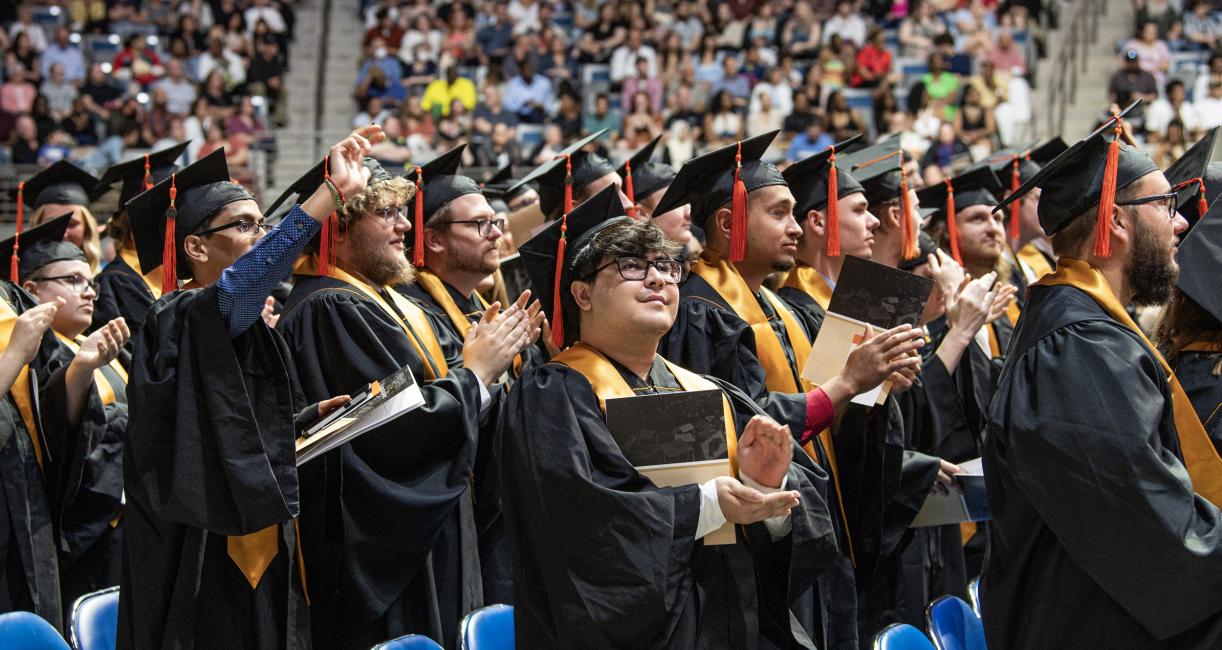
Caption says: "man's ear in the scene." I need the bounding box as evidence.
[182,233,208,268]
[713,206,734,240]
[423,226,446,255]
[570,279,594,312]
[20,280,38,297]
[808,208,827,237]
[884,204,902,230]
[1108,204,1133,249]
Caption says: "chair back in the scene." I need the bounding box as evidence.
[926,595,987,650]
[69,586,119,650]
[371,634,444,650]
[0,611,70,650]
[460,604,514,650]
[873,623,936,650]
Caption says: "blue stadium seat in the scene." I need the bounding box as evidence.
[873,623,936,650]
[85,34,122,65]
[0,611,70,650]
[69,586,119,650]
[461,604,513,650]
[516,124,545,149]
[371,634,443,650]
[843,89,875,109]
[583,64,612,86]
[926,595,987,650]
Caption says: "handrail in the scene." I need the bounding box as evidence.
[1046,0,1102,137]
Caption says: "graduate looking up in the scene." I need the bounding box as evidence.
[504,184,837,649]
[119,126,381,650]
[983,106,1222,648]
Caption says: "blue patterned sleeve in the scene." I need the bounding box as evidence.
[216,205,321,338]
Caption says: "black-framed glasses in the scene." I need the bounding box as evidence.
[589,256,686,284]
[196,218,269,237]
[433,218,508,237]
[30,273,98,294]
[1116,192,1178,219]
[374,205,410,225]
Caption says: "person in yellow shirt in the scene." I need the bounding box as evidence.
[421,64,477,118]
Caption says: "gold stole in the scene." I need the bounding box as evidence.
[416,269,524,377]
[53,333,129,406]
[119,246,163,298]
[780,264,833,311]
[690,253,853,560]
[1037,258,1222,508]
[1017,243,1054,280]
[553,342,738,477]
[0,297,43,469]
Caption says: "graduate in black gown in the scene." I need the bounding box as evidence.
[984,107,1222,648]
[276,156,541,649]
[507,130,634,222]
[88,142,190,340]
[650,130,926,650]
[503,183,838,648]
[118,129,378,649]
[980,136,1067,290]
[618,136,697,256]
[17,239,132,612]
[1164,126,1221,232]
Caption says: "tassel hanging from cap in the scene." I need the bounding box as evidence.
[1094,116,1123,258]
[899,153,918,260]
[563,154,573,215]
[143,153,153,191]
[10,182,23,280]
[1175,177,1209,221]
[162,174,178,292]
[412,165,426,267]
[549,215,568,349]
[945,179,962,265]
[729,141,748,262]
[1008,157,1022,242]
[318,156,343,276]
[624,159,636,219]
[826,146,841,257]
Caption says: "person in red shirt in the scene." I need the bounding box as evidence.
[363,8,406,55]
[852,27,893,87]
[111,34,164,87]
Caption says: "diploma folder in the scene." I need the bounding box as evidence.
[295,365,425,466]
[605,389,736,545]
[910,458,991,527]
[802,255,934,406]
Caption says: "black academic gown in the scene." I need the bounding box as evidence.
[278,275,484,650]
[1173,350,1222,455]
[660,272,889,650]
[499,354,839,649]
[119,286,310,650]
[983,284,1222,649]
[90,254,155,343]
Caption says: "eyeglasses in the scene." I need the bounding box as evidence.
[1116,192,1178,220]
[433,218,508,237]
[374,205,410,225]
[30,273,98,294]
[196,218,270,237]
[589,256,686,284]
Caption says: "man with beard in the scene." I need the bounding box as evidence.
[652,131,926,650]
[983,111,1222,648]
[617,135,694,249]
[503,184,836,648]
[980,136,1068,291]
[508,130,633,221]
[276,159,541,650]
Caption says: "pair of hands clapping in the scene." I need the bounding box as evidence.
[463,290,545,387]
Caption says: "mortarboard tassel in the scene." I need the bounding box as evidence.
[1175,177,1209,221]
[945,179,962,265]
[318,156,341,276]
[563,154,573,215]
[826,146,841,257]
[550,214,567,349]
[162,174,178,292]
[729,141,748,262]
[899,153,918,260]
[143,153,153,191]
[624,159,636,219]
[1094,117,1122,258]
[412,165,426,266]
[1008,157,1022,241]
[10,182,23,280]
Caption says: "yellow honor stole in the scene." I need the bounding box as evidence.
[0,297,43,469]
[1037,258,1222,508]
[53,332,129,406]
[1017,242,1054,281]
[780,263,834,312]
[415,269,523,377]
[119,246,164,298]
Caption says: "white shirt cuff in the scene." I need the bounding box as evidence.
[477,379,492,416]
[695,479,729,540]
[740,473,793,540]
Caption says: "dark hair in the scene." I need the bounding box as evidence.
[1155,287,1222,363]
[1165,78,1184,95]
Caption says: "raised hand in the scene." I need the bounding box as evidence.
[948,271,996,335]
[8,299,62,365]
[76,317,130,371]
[840,324,925,394]
[511,289,546,347]
[462,301,529,386]
[714,475,800,525]
[985,283,1018,324]
[928,249,966,315]
[737,415,793,489]
[328,124,384,198]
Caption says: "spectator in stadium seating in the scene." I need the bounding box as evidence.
[582,92,621,140]
[477,3,514,65]
[703,89,744,148]
[1195,52,1222,103]
[400,15,443,65]
[920,120,969,175]
[986,28,1027,76]
[1153,118,1189,167]
[503,58,553,124]
[8,6,48,53]
[8,31,42,83]
[174,13,208,54]
[748,2,779,45]
[853,28,894,88]
[955,83,995,159]
[693,35,723,87]
[9,113,40,164]
[1135,0,1180,39]
[41,27,86,84]
[247,36,285,124]
[476,120,522,168]
[1123,21,1172,87]
[1,60,36,116]
[782,90,819,136]
[622,89,663,149]
[144,87,175,140]
[1196,79,1222,130]
[443,8,477,64]
[183,95,210,160]
[750,66,794,119]
[364,8,406,55]
[1107,50,1158,129]
[155,58,198,115]
[1146,79,1201,141]
[900,0,945,59]
[554,88,584,139]
[746,88,784,138]
[112,34,163,86]
[227,95,265,147]
[670,0,705,51]
[509,0,543,35]
[824,1,869,46]
[818,35,853,89]
[244,0,286,36]
[873,79,901,134]
[610,30,657,84]
[62,97,101,146]
[713,2,748,50]
[968,58,1009,109]
[79,62,120,121]
[787,119,835,161]
[921,52,960,120]
[539,32,580,87]
[664,82,702,135]
[196,36,245,87]
[29,94,57,140]
[473,84,518,137]
[950,0,996,56]
[86,119,142,170]
[201,69,237,117]
[1183,1,1222,51]
[421,63,478,118]
[825,89,868,141]
[711,55,750,108]
[578,3,625,64]
[354,96,392,127]
[224,13,252,59]
[623,56,662,114]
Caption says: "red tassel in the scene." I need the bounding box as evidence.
[945,179,962,265]
[1200,180,1209,218]
[899,154,918,260]
[1008,157,1022,242]
[826,146,840,257]
[549,215,567,349]
[1094,119,1122,258]
[563,154,573,215]
[729,141,748,262]
[162,175,178,292]
[143,153,153,191]
[11,182,23,280]
[624,159,636,219]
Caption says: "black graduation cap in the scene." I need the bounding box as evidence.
[126,148,255,289]
[898,231,938,272]
[518,183,628,349]
[838,141,921,260]
[618,135,675,213]
[1028,136,1069,166]
[18,241,88,282]
[96,141,192,222]
[485,164,516,187]
[0,213,73,282]
[652,130,786,262]
[507,130,615,218]
[782,135,865,257]
[1174,197,1222,324]
[994,101,1158,257]
[915,163,1003,264]
[405,144,484,265]
[1165,127,1220,228]
[9,161,102,210]
[264,157,395,217]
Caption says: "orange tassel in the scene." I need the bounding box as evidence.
[729,141,748,262]
[162,175,178,292]
[826,146,841,257]
[624,159,636,219]
[143,153,153,191]
[1008,157,1022,241]
[550,215,567,349]
[899,154,918,260]
[563,154,573,215]
[945,179,962,264]
[1094,118,1122,258]
[412,165,425,267]
[11,182,24,280]
[1200,180,1209,219]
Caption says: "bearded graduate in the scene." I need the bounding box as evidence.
[983,105,1222,648]
[118,129,377,649]
[502,183,837,649]
[276,154,541,649]
[651,130,926,650]
[980,136,1067,291]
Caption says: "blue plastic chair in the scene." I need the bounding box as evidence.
[460,604,513,650]
[0,611,70,650]
[926,595,987,650]
[873,623,936,650]
[370,634,443,650]
[69,586,119,650]
[967,577,982,618]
